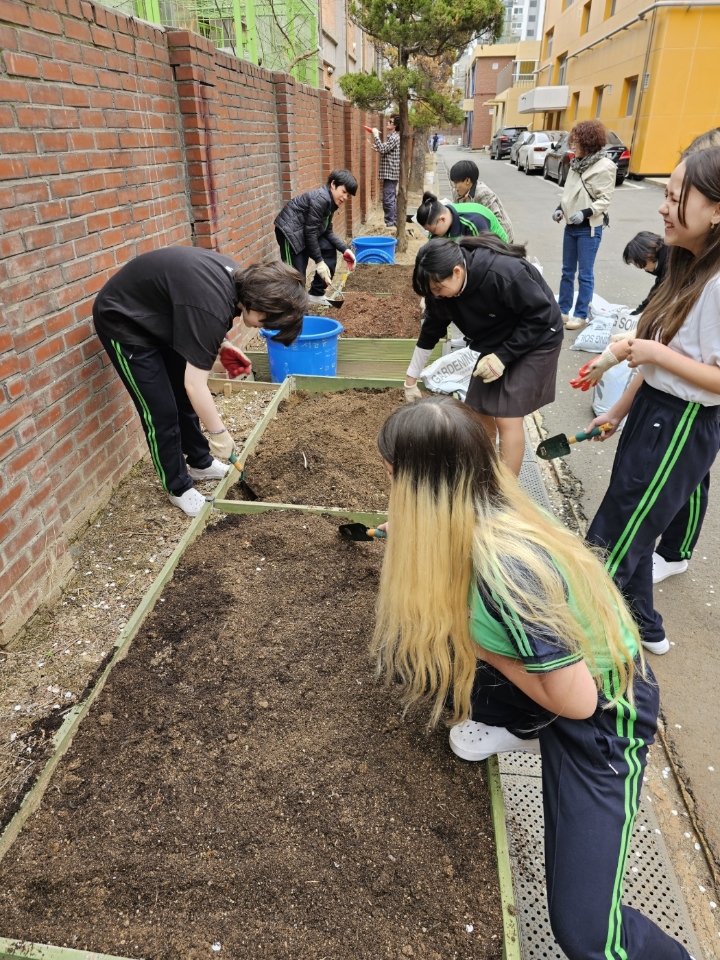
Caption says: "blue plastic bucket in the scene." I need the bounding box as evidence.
[352,236,398,264]
[260,314,343,382]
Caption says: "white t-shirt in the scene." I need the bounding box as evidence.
[640,272,720,406]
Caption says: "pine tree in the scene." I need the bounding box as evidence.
[339,0,502,251]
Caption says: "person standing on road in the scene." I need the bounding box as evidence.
[449,159,515,241]
[431,133,439,153]
[373,395,693,960]
[93,247,307,517]
[552,120,616,330]
[275,170,358,307]
[404,235,563,476]
[583,146,720,656]
[416,192,508,242]
[366,116,401,228]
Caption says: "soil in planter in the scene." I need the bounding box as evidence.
[0,511,503,959]
[242,389,403,511]
[313,291,424,339]
[343,264,416,296]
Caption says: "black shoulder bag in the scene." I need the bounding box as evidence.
[579,172,610,228]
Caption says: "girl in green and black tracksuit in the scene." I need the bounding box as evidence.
[416,191,508,242]
[372,394,691,960]
[585,146,720,657]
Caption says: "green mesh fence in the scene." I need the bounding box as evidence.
[104,0,318,85]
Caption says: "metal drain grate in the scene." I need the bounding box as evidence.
[519,436,552,512]
[498,753,704,959]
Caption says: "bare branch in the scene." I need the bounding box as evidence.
[287,45,320,72]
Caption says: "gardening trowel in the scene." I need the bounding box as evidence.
[339,522,387,541]
[536,424,612,461]
[229,453,259,500]
[326,273,348,309]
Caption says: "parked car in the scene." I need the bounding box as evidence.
[509,131,534,165]
[516,132,562,174]
[490,126,528,160]
[542,130,631,186]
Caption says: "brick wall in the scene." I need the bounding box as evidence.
[471,56,514,149]
[0,0,379,643]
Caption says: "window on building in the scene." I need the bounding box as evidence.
[545,29,554,58]
[563,0,574,8]
[528,15,536,20]
[624,75,638,116]
[604,0,616,17]
[557,54,567,85]
[581,1,591,32]
[593,85,604,117]
[571,90,580,119]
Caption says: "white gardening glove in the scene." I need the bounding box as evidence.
[404,383,422,403]
[568,211,585,225]
[552,208,564,223]
[208,429,235,459]
[610,329,636,343]
[315,261,332,285]
[473,353,505,383]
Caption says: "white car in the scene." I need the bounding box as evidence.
[516,132,561,175]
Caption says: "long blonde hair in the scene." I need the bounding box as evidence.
[372,397,641,728]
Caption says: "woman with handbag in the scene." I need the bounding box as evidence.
[552,120,616,330]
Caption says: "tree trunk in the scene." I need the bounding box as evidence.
[408,128,426,194]
[396,91,411,253]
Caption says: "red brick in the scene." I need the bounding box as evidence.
[15,105,51,127]
[0,78,31,102]
[70,63,98,86]
[36,131,68,151]
[17,29,53,57]
[0,156,27,178]
[33,335,64,363]
[0,0,30,26]
[4,52,40,78]
[63,18,92,42]
[0,130,35,152]
[27,155,60,176]
[90,24,115,48]
[29,8,63,33]
[41,60,72,83]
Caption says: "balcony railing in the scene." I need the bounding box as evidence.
[496,60,539,95]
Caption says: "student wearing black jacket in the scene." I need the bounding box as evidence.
[275,170,358,306]
[622,231,669,315]
[406,236,563,475]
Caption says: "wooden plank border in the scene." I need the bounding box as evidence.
[487,755,521,960]
[0,938,135,960]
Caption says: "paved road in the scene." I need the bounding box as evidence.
[437,146,720,863]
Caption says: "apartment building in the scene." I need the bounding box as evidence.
[462,41,541,148]
[529,0,720,174]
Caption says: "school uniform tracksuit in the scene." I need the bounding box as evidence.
[468,574,690,960]
[93,247,239,497]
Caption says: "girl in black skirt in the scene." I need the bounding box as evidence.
[405,236,563,475]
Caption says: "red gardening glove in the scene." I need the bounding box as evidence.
[569,359,595,392]
[363,125,373,133]
[220,346,252,379]
[343,249,356,270]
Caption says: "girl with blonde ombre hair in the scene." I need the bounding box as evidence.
[373,396,691,960]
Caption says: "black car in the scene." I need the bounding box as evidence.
[490,126,528,160]
[542,130,631,186]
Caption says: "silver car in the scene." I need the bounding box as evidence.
[517,132,562,175]
[509,131,534,166]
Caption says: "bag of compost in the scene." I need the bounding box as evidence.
[421,347,480,402]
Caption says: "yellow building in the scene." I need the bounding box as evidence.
[528,1,720,175]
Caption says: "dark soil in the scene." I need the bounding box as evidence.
[343,264,416,296]
[313,292,424,339]
[0,511,502,959]
[243,390,404,511]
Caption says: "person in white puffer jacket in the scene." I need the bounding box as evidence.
[552,120,616,330]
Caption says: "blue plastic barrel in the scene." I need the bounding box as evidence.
[260,315,343,382]
[352,236,398,264]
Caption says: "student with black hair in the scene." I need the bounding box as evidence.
[449,159,514,241]
[275,170,358,307]
[416,192,508,242]
[623,231,669,315]
[405,235,563,476]
[93,248,307,517]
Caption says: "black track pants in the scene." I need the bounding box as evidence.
[275,227,337,296]
[469,662,690,960]
[656,469,710,562]
[588,382,720,645]
[96,326,212,496]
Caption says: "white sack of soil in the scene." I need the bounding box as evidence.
[421,346,480,401]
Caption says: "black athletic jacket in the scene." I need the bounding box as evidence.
[631,243,669,315]
[417,246,563,365]
[274,184,349,262]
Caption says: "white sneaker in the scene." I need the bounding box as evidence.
[308,294,330,306]
[641,637,671,655]
[187,459,229,481]
[652,552,688,584]
[168,487,208,517]
[449,720,541,762]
